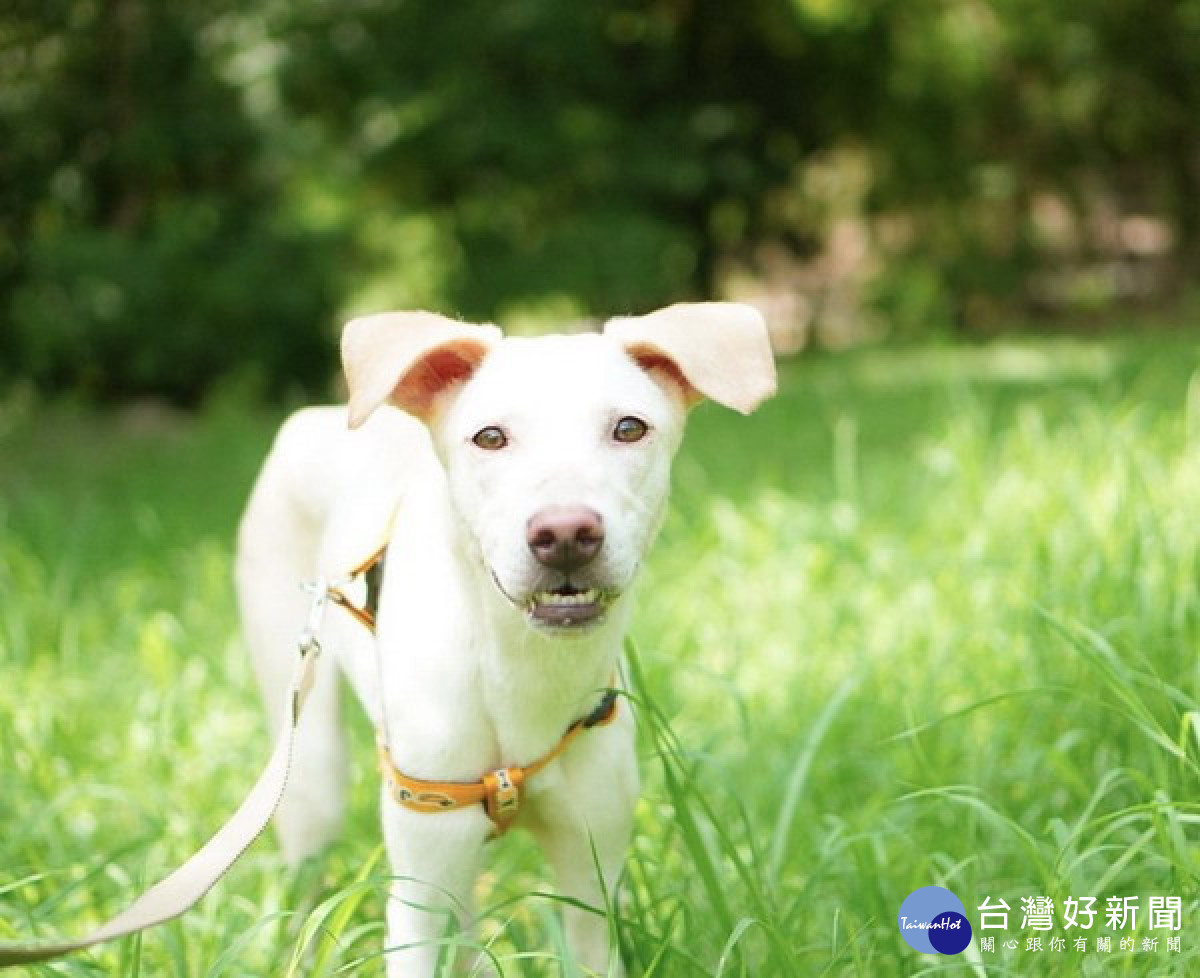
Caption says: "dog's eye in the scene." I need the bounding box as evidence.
[472,426,508,450]
[613,416,649,444]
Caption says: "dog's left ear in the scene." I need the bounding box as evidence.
[604,302,776,414]
[342,311,502,428]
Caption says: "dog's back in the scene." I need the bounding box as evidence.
[235,405,427,860]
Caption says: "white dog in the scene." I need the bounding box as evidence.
[235,303,775,976]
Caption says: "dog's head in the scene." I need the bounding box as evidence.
[341,304,775,633]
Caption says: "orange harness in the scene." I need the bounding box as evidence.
[335,547,619,833]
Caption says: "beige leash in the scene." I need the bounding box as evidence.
[0,581,333,969]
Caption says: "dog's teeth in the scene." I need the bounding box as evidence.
[533,589,600,607]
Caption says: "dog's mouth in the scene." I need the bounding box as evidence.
[489,569,616,630]
[526,583,610,628]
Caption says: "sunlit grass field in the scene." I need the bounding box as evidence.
[4,332,1200,976]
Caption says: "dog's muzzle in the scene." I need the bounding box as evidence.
[519,505,612,628]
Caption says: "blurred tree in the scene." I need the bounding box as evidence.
[864,0,1200,327]
[276,0,1200,333]
[275,0,887,319]
[4,0,1200,404]
[0,0,339,404]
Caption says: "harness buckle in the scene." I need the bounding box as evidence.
[483,767,521,824]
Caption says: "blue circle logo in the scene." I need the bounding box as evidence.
[898,886,972,955]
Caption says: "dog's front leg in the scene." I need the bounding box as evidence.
[380,796,493,977]
[532,730,638,977]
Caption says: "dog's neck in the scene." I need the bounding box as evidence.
[454,500,630,763]
[375,471,628,771]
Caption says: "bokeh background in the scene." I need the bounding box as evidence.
[4,0,1200,402]
[5,4,1200,976]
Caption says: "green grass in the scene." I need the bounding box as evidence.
[4,332,1200,975]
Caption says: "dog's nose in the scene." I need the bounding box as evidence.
[527,505,605,572]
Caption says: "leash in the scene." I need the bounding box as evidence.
[0,548,620,966]
[0,577,334,969]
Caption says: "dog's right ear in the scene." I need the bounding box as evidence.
[341,311,502,428]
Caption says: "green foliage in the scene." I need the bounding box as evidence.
[9,203,336,403]
[270,0,1200,331]
[5,0,1200,399]
[0,0,339,404]
[275,0,858,318]
[863,0,1200,326]
[3,332,1200,974]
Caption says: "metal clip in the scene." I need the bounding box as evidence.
[290,576,350,717]
[297,578,333,657]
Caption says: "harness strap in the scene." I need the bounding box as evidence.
[327,546,386,631]
[376,689,619,833]
[340,547,621,832]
